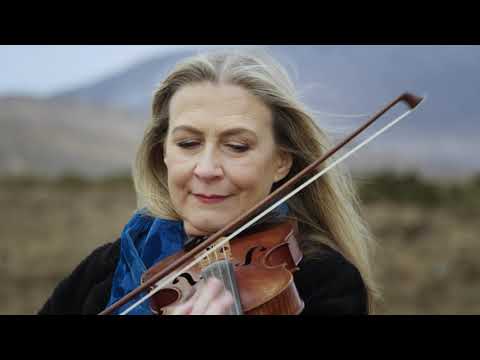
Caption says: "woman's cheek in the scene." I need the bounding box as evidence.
[166,158,195,195]
[227,155,275,188]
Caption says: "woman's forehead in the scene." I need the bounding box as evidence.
[168,82,272,131]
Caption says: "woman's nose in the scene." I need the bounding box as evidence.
[193,149,223,180]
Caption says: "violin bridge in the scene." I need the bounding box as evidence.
[195,237,232,269]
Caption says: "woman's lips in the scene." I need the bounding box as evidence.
[193,193,230,204]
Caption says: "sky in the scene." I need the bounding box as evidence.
[0,45,229,96]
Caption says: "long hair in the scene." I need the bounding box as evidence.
[132,48,381,313]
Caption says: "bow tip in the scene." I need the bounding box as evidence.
[402,92,424,109]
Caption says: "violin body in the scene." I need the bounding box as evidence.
[141,219,304,315]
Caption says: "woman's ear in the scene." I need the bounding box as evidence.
[274,150,293,183]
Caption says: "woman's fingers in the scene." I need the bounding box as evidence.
[204,291,235,315]
[169,277,235,315]
[191,277,225,315]
[170,296,195,315]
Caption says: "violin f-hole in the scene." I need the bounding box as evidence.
[242,246,268,266]
[172,272,198,286]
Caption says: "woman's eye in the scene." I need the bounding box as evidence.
[177,140,200,149]
[226,143,249,153]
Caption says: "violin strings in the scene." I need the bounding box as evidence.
[223,245,237,315]
[218,243,236,315]
[200,243,236,315]
[215,245,236,315]
[213,246,228,315]
[208,247,224,313]
[119,104,421,315]
[215,246,231,315]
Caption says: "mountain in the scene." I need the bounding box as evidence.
[50,46,480,135]
[52,49,198,113]
[0,96,145,177]
[2,46,479,178]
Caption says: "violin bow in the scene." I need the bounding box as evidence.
[99,92,425,315]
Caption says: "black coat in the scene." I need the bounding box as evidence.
[38,239,368,315]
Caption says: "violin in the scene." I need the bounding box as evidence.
[99,92,424,315]
[143,218,303,315]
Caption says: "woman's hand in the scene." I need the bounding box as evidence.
[170,277,235,315]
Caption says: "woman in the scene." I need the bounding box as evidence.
[39,49,380,315]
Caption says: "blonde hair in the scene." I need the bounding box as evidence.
[132,48,381,313]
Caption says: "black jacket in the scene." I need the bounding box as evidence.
[38,239,368,315]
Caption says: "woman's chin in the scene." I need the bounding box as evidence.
[184,216,230,236]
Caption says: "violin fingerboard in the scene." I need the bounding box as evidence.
[201,260,243,315]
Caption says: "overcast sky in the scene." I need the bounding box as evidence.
[0,45,230,96]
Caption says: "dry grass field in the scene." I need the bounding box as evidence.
[1,175,479,314]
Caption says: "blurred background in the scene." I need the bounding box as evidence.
[1,45,479,314]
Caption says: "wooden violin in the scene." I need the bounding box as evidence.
[143,219,303,315]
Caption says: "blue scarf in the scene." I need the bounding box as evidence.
[106,204,289,315]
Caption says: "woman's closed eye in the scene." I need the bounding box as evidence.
[177,140,201,149]
[176,140,250,153]
[225,143,250,153]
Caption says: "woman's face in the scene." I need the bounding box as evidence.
[164,82,292,236]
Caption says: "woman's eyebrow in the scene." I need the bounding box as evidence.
[171,125,257,138]
[171,125,203,135]
[218,127,257,138]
